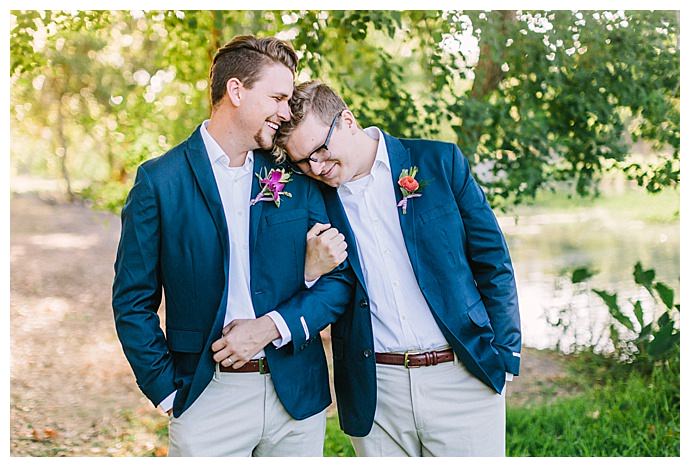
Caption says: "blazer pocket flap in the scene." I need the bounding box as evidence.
[419,205,455,224]
[467,299,490,327]
[265,208,308,226]
[167,328,204,353]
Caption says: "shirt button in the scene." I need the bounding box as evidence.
[362,349,372,358]
[393,281,399,288]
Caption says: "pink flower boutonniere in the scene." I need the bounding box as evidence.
[397,166,426,214]
[250,168,293,208]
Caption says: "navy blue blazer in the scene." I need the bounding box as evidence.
[112,126,355,419]
[323,132,521,436]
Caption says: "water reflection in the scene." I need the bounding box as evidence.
[500,211,679,351]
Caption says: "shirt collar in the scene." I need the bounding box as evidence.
[200,119,254,170]
[364,126,391,173]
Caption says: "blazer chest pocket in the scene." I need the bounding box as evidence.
[265,208,308,226]
[167,328,204,353]
[419,205,456,224]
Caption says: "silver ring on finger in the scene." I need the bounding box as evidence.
[225,357,233,366]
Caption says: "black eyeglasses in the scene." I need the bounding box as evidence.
[288,113,340,175]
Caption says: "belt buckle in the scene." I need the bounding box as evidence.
[258,358,267,374]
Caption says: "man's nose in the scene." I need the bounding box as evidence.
[277,100,291,122]
[310,159,327,175]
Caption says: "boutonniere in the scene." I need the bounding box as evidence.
[397,166,426,214]
[250,167,293,208]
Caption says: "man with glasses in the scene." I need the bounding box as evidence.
[274,81,521,456]
[112,39,354,456]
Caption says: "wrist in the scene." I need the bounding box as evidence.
[260,315,280,343]
[305,270,319,282]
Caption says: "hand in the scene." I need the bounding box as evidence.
[211,317,280,369]
[304,223,348,282]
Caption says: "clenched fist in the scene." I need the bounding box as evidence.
[304,223,348,282]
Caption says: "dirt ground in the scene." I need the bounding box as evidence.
[9,193,573,456]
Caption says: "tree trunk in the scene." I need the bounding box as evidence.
[55,103,74,203]
[471,10,515,100]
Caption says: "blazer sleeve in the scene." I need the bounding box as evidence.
[273,178,356,354]
[112,166,176,406]
[450,144,522,375]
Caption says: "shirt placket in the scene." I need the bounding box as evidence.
[368,176,418,349]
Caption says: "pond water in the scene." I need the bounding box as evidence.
[499,208,680,352]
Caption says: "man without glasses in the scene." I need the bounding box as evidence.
[113,38,353,456]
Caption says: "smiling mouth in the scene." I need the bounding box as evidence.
[265,121,279,131]
[322,164,336,179]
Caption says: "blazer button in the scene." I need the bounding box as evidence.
[360,299,369,308]
[362,349,372,358]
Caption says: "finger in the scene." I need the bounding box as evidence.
[318,228,340,241]
[211,338,226,352]
[220,354,235,367]
[307,223,331,240]
[212,349,229,363]
[221,323,232,335]
[231,358,248,369]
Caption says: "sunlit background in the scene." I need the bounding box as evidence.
[9,9,680,456]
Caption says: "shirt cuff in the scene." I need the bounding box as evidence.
[158,391,176,414]
[267,310,292,348]
[305,277,320,288]
[506,372,514,382]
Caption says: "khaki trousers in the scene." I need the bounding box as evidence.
[350,356,505,457]
[168,366,326,456]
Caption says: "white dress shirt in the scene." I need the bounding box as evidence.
[338,127,449,353]
[158,121,292,412]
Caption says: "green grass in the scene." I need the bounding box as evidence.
[506,356,680,456]
[324,413,355,457]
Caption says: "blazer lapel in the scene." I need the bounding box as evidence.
[383,132,421,274]
[249,151,272,254]
[185,126,229,261]
[321,186,368,295]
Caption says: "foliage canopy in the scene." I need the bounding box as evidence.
[10,10,679,211]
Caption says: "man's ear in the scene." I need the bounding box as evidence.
[341,109,358,134]
[226,78,243,107]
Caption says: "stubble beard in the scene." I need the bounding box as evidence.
[253,126,274,150]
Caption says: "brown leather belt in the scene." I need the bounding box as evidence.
[219,357,270,374]
[375,349,455,368]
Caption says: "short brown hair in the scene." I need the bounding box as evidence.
[209,35,298,108]
[273,80,347,162]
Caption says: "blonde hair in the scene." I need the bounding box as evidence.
[273,80,347,163]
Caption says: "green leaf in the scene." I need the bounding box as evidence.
[571,267,597,283]
[648,320,679,358]
[593,289,635,331]
[633,262,656,295]
[654,282,675,310]
[631,300,645,328]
